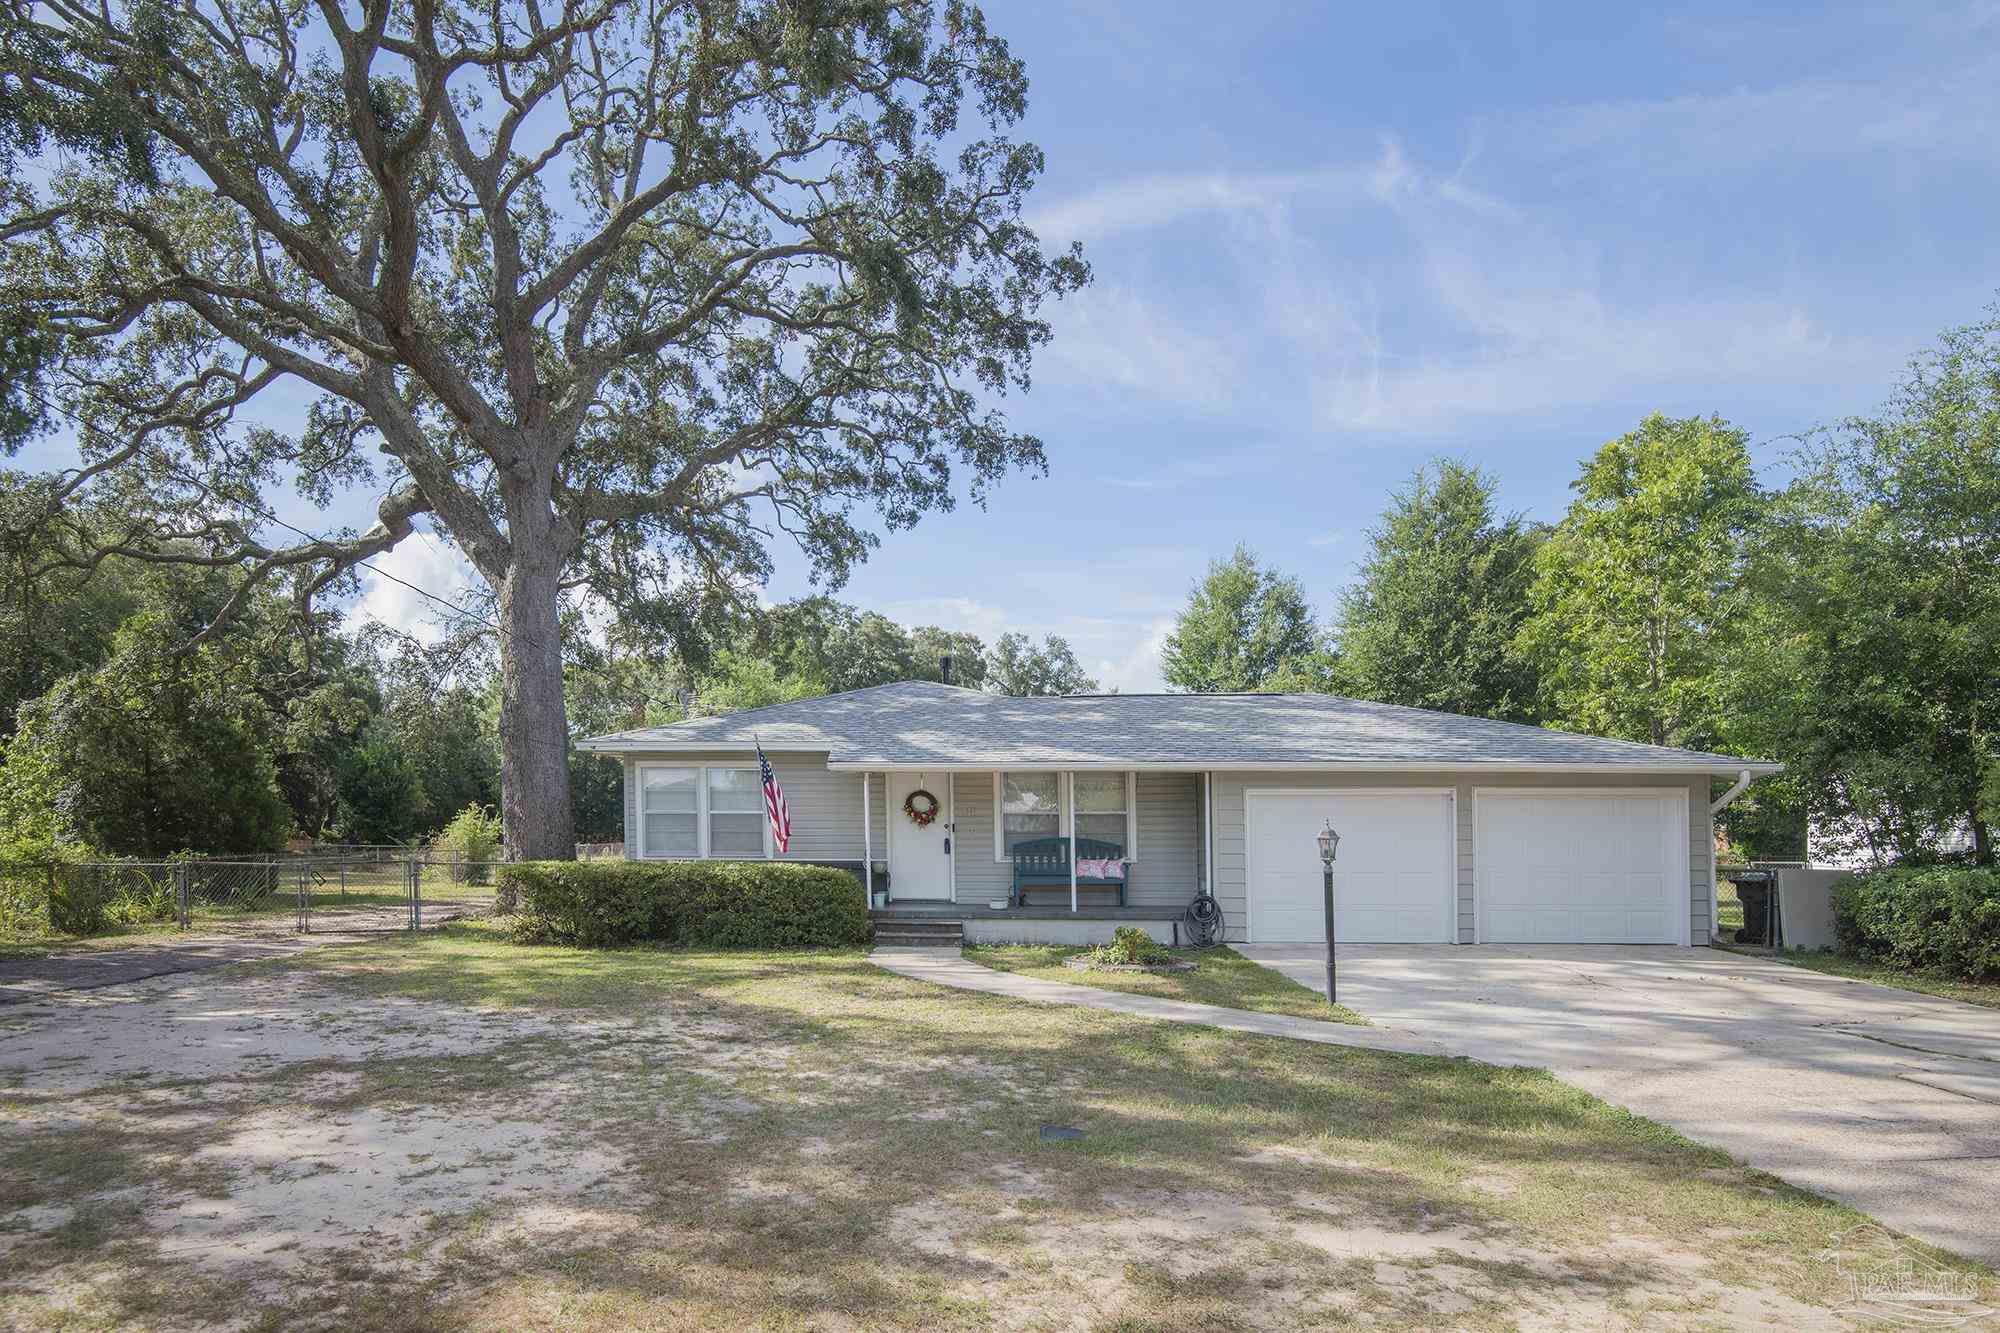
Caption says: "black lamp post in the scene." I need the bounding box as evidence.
[1317,820,1340,1004]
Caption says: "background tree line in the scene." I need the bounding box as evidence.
[0,512,1097,861]
[1160,310,2000,867]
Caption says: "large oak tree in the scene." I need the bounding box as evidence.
[0,0,1086,855]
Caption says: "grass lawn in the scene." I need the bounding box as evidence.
[0,921,1985,1330]
[1714,881,1745,934]
[964,943,1369,1025]
[1730,945,2000,1010]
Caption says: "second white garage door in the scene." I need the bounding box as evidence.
[1475,791,1689,945]
[1245,791,1455,943]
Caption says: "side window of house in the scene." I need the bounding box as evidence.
[641,767,699,857]
[707,768,768,858]
[1000,772,1060,855]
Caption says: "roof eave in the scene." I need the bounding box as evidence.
[575,739,1782,778]
[820,759,1782,775]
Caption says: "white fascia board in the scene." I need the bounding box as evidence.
[821,758,1784,777]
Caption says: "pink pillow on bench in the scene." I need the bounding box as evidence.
[1074,858,1126,879]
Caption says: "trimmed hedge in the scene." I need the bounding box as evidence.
[500,860,870,949]
[1832,866,2000,981]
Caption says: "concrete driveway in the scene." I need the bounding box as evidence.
[1236,943,2000,1265]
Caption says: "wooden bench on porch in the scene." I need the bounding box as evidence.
[1011,836,1128,908]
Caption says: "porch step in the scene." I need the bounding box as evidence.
[872,920,964,948]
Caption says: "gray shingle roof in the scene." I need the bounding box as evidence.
[576,681,1779,773]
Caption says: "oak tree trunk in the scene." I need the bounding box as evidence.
[496,554,576,861]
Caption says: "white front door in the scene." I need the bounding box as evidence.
[1475,791,1687,944]
[886,773,953,900]
[1245,791,1455,943]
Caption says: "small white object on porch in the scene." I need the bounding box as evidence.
[1066,769,1077,913]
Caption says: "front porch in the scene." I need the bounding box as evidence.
[856,768,1208,918]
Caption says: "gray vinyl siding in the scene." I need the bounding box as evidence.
[620,750,883,866]
[951,771,1005,904]
[1210,770,1711,945]
[1133,772,1202,906]
[614,759,1712,944]
[617,758,1204,906]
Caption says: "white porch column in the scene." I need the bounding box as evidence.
[1067,770,1078,913]
[1203,771,1214,894]
[862,772,873,896]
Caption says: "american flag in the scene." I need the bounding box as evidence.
[756,741,791,854]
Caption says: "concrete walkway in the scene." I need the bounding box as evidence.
[1238,943,2000,1267]
[0,936,340,1005]
[869,947,1448,1057]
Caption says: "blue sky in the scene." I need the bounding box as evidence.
[22,1,2000,689]
[768,0,2000,689]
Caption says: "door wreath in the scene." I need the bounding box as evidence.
[902,788,941,826]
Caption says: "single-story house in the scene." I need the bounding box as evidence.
[575,681,1779,946]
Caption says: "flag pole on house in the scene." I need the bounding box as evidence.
[756,737,791,856]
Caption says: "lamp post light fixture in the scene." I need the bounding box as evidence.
[1317,820,1340,1005]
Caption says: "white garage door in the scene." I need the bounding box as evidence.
[1245,792,1454,943]
[1475,791,1688,945]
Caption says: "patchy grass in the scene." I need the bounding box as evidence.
[1715,881,1745,933]
[1730,945,2000,1010]
[964,942,1369,1024]
[0,919,1985,1331]
[0,920,186,958]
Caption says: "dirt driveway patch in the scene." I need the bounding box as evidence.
[0,926,1987,1330]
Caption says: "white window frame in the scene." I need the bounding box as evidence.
[990,770,1138,862]
[635,762,773,860]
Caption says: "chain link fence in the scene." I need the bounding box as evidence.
[0,852,507,940]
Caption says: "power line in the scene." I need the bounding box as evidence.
[15,386,632,762]
[18,387,500,634]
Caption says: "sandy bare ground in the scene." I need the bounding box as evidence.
[0,938,1983,1330]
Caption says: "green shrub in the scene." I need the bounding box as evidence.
[0,863,51,938]
[105,868,177,925]
[433,805,503,885]
[1833,867,2000,981]
[46,866,115,935]
[501,860,869,949]
[1084,925,1174,967]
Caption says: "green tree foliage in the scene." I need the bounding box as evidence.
[984,632,1098,697]
[1336,460,1544,720]
[1519,415,1762,749]
[1161,546,1320,693]
[332,727,420,847]
[2,0,1085,858]
[694,650,827,716]
[0,615,290,855]
[910,625,990,690]
[0,481,138,736]
[1733,315,2000,864]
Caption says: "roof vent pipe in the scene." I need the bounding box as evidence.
[939,654,953,685]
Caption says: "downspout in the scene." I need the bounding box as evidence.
[1710,769,1754,816]
[1707,769,1754,944]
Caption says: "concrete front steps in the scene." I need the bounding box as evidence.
[869,917,964,949]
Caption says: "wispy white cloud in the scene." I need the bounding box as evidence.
[349,531,481,644]
[1025,167,1355,244]
[1037,284,1246,411]
[1025,125,1918,437]
[1513,63,2000,175]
